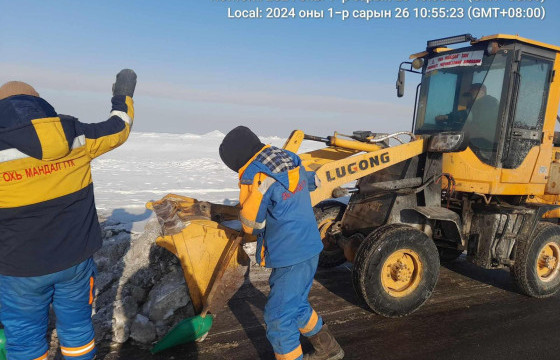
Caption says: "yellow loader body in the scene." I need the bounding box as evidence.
[147,34,560,323]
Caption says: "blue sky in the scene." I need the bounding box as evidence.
[0,0,558,136]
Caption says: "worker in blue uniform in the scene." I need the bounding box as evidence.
[0,69,136,360]
[219,126,344,360]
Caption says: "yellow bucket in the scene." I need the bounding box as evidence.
[148,194,251,313]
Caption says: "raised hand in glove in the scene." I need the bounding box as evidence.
[112,69,137,98]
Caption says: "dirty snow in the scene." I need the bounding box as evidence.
[91,131,319,232]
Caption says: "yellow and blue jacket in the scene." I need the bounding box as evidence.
[0,94,134,276]
[238,146,323,268]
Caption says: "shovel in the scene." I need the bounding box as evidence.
[151,234,244,353]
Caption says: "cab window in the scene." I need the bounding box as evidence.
[416,50,510,165]
[513,55,552,129]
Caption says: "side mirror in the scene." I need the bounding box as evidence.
[396,69,405,98]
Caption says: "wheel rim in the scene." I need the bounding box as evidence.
[381,249,423,297]
[536,242,560,283]
[318,217,338,251]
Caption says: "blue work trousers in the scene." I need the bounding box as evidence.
[264,254,323,360]
[0,257,97,360]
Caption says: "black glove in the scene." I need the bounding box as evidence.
[112,69,137,97]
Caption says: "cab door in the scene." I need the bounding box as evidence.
[501,51,554,179]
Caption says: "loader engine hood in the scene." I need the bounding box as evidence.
[0,95,75,161]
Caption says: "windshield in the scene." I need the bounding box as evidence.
[415,49,510,163]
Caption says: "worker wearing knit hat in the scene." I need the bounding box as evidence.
[219,126,344,360]
[0,81,39,100]
[0,70,136,360]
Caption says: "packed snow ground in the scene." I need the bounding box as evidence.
[91,131,319,232]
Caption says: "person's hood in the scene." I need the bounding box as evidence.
[0,95,76,161]
[239,146,302,193]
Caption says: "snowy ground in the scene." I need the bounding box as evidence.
[91,131,319,232]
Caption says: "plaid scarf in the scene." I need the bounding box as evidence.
[255,146,296,174]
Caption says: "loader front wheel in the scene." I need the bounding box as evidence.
[314,201,347,268]
[352,224,440,317]
[511,222,560,298]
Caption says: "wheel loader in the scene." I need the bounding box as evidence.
[147,34,560,330]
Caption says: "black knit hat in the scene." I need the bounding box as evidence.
[219,126,265,172]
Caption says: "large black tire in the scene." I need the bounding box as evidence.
[437,247,464,263]
[511,222,560,298]
[314,201,347,268]
[352,224,440,317]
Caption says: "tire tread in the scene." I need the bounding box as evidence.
[352,224,440,317]
[511,222,560,298]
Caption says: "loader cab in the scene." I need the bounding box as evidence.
[408,34,560,195]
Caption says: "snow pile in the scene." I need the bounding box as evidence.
[92,217,192,345]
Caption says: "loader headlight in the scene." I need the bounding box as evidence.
[428,132,467,152]
[412,58,424,70]
[486,41,499,55]
[427,34,476,49]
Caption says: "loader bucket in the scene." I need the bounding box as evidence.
[155,218,249,313]
[147,194,253,351]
